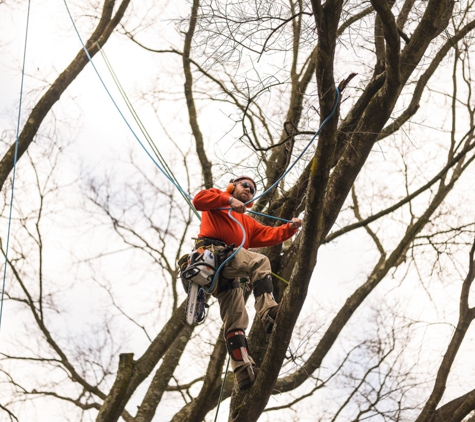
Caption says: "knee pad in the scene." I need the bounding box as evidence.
[226,330,250,362]
[253,274,273,298]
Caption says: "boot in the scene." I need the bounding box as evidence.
[226,330,259,390]
[234,363,260,391]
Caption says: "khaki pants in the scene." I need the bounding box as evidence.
[217,247,277,371]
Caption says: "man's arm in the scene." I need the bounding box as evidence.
[247,217,302,248]
[193,188,232,211]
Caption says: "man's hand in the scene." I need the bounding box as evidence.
[229,197,246,214]
[290,218,302,229]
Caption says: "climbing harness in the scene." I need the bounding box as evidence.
[180,240,240,325]
[179,208,248,326]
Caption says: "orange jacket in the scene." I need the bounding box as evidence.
[193,188,298,249]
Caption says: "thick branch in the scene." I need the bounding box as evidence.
[0,0,131,192]
[429,388,475,422]
[371,0,401,86]
[97,300,189,421]
[134,326,193,422]
[183,0,213,188]
[96,353,134,422]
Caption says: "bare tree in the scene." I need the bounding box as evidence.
[3,1,475,422]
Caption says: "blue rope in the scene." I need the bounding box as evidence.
[64,0,339,226]
[62,0,193,203]
[95,43,200,221]
[246,87,341,207]
[216,207,291,223]
[246,209,291,223]
[216,88,340,223]
[64,0,340,226]
[214,350,230,422]
[0,0,32,331]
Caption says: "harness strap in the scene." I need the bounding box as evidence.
[190,238,239,297]
[253,274,273,297]
[218,280,241,294]
[194,237,226,248]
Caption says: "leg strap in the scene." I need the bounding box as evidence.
[253,274,273,297]
[218,279,241,294]
[226,330,250,362]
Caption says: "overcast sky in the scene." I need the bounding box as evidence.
[2,2,475,422]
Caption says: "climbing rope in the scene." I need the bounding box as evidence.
[247,209,291,223]
[0,0,32,331]
[62,0,197,216]
[95,43,199,220]
[214,355,230,422]
[246,87,341,207]
[64,0,340,227]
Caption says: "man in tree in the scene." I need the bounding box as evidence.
[192,176,302,390]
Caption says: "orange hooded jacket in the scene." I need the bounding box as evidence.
[193,188,298,249]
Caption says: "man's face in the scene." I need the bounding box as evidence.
[233,179,255,202]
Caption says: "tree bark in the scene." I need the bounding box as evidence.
[96,353,134,422]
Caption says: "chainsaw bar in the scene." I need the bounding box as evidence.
[185,282,200,325]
